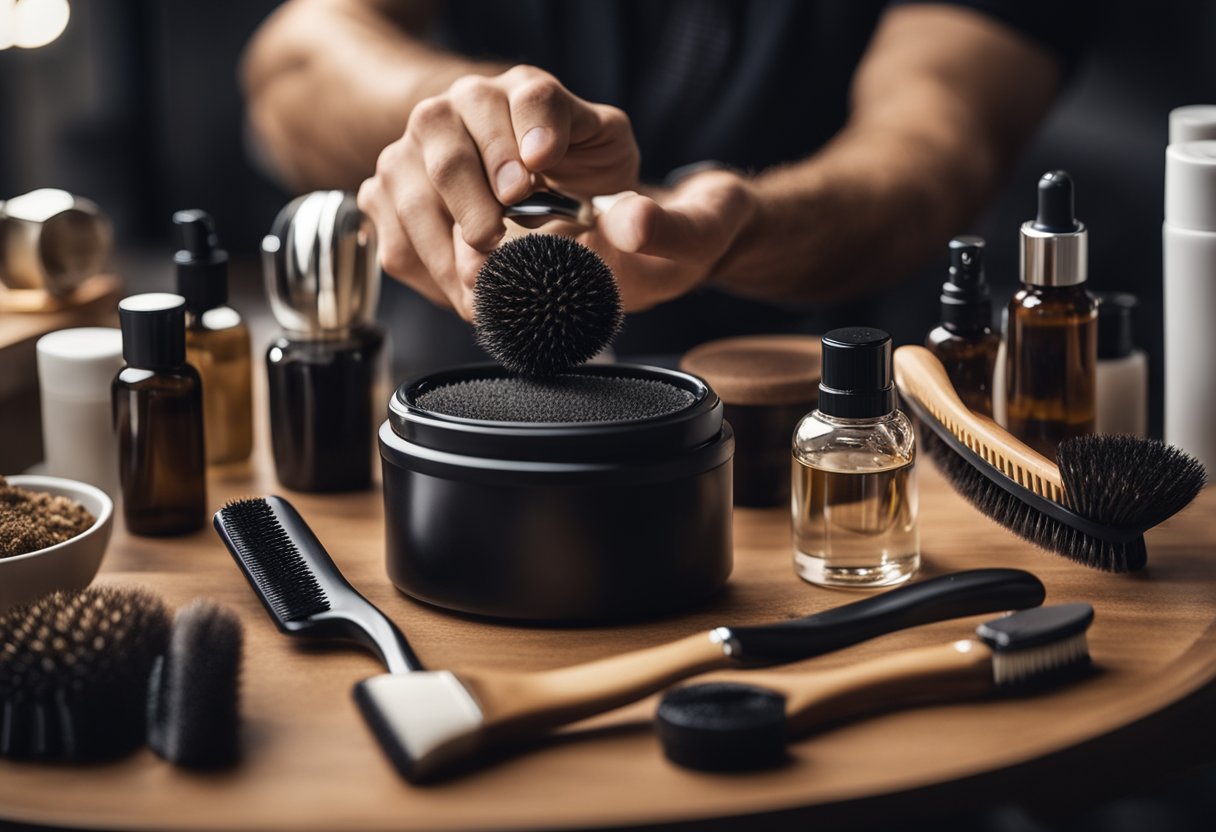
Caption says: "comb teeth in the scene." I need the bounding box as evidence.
[992,632,1090,686]
[899,375,1063,502]
[219,498,329,621]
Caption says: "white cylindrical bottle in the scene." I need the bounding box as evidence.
[1094,293,1147,437]
[35,327,125,496]
[1164,138,1216,477]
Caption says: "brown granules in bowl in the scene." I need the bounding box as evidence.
[0,476,96,558]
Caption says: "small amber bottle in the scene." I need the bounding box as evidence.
[1005,171,1098,459]
[112,293,207,535]
[175,210,253,464]
[925,236,1000,417]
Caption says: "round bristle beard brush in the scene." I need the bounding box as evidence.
[0,586,170,761]
[473,233,623,377]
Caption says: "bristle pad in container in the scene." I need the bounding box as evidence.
[416,375,694,423]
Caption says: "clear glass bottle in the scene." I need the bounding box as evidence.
[112,293,207,535]
[792,328,919,588]
[175,210,254,465]
[1006,172,1097,458]
[925,236,1001,417]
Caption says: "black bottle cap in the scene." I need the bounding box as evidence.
[119,293,187,369]
[174,209,228,315]
[818,327,895,419]
[1033,171,1080,233]
[1095,292,1138,360]
[940,235,992,331]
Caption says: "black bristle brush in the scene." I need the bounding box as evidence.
[894,346,1206,572]
[656,603,1095,772]
[147,599,243,769]
[213,495,421,674]
[473,234,623,377]
[0,586,170,761]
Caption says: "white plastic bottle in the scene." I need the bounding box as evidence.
[1164,136,1216,477]
[1094,293,1147,437]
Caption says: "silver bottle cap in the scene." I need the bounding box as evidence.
[261,190,378,337]
[1019,221,1088,287]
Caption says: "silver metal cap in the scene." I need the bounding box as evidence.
[1019,221,1088,287]
[261,190,378,336]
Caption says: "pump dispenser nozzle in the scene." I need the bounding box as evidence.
[174,210,229,314]
[940,236,991,330]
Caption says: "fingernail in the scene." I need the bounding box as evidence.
[521,127,550,161]
[496,161,525,197]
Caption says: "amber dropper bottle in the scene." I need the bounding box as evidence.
[175,210,253,464]
[1005,171,1098,458]
[925,236,1001,417]
[112,293,207,535]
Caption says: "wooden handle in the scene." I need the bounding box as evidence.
[894,346,1064,501]
[460,632,730,741]
[707,640,995,738]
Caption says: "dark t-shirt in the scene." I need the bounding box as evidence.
[387,1,1091,370]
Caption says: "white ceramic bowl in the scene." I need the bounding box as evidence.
[0,475,113,613]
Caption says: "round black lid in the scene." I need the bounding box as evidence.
[1095,292,1138,359]
[118,293,187,369]
[817,327,895,419]
[173,209,228,315]
[940,235,992,331]
[655,683,788,772]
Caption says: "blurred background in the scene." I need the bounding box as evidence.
[3,0,1215,440]
[1,4,1215,827]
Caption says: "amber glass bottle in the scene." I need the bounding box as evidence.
[1005,172,1097,459]
[175,210,253,464]
[925,236,1000,417]
[112,293,207,535]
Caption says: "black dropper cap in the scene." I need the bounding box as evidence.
[940,235,992,331]
[118,293,187,370]
[174,209,228,315]
[1032,171,1080,233]
[817,327,895,419]
[1095,292,1138,360]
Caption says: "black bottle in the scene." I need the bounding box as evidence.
[112,293,207,535]
[925,236,1001,417]
[262,191,383,492]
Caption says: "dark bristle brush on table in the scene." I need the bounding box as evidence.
[656,603,1095,772]
[0,586,170,762]
[473,191,623,377]
[214,496,421,674]
[351,568,1044,782]
[895,346,1206,572]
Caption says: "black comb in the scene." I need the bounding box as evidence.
[214,496,421,673]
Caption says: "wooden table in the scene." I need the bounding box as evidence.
[2,421,1214,830]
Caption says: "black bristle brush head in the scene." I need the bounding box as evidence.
[0,586,170,761]
[473,234,623,377]
[147,599,243,769]
[915,424,1205,572]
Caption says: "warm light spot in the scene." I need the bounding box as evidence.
[0,0,71,50]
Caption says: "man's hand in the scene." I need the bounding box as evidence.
[357,65,641,317]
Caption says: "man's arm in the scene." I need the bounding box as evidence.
[696,3,1064,303]
[241,0,503,190]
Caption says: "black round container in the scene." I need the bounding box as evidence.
[378,363,734,621]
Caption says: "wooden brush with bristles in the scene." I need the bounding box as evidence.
[894,346,1205,572]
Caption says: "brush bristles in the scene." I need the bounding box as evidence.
[918,426,1148,571]
[1058,435,1206,532]
[992,632,1090,687]
[473,234,623,377]
[219,498,329,621]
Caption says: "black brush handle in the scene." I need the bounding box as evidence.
[727,568,1045,665]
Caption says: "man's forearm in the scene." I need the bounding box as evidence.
[242,0,503,190]
[707,4,1062,306]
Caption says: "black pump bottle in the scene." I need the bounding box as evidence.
[925,236,1000,417]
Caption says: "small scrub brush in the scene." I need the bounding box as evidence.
[0,586,170,761]
[894,346,1205,572]
[473,234,623,377]
[147,599,244,769]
